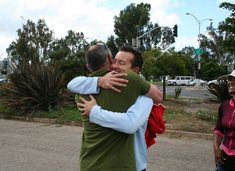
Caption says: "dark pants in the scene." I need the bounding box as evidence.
[216,151,235,171]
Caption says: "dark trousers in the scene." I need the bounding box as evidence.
[218,151,235,171]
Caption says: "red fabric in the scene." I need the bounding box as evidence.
[145,103,166,148]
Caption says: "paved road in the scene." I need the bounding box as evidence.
[0,119,215,171]
[160,85,213,98]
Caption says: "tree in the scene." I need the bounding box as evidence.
[114,3,151,46]
[199,59,228,80]
[142,48,161,80]
[49,30,89,82]
[141,48,194,79]
[218,2,235,70]
[113,3,175,49]
[156,50,194,77]
[160,27,175,49]
[4,18,91,113]
[197,2,234,73]
[7,19,53,63]
[142,22,162,50]
[218,2,235,53]
[180,46,194,57]
[106,35,119,57]
[200,30,229,64]
[63,30,88,54]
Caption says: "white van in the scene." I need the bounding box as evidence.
[167,76,194,86]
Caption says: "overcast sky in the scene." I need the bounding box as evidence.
[0,0,234,60]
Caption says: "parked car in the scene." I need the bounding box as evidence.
[167,76,194,86]
[186,79,207,86]
[0,78,7,84]
[208,79,218,88]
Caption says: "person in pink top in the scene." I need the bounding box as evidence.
[213,70,235,171]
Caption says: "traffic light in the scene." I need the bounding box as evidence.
[173,24,178,37]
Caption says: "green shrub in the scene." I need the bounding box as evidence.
[2,61,67,113]
[164,108,192,120]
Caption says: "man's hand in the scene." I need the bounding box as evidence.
[98,71,128,92]
[77,95,97,116]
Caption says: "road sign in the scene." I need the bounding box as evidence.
[194,48,203,55]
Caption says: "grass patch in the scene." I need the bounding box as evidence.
[0,98,82,123]
[164,108,192,121]
[162,97,218,133]
[196,111,217,123]
[0,95,219,133]
[32,106,82,122]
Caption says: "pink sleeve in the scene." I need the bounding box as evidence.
[214,130,224,137]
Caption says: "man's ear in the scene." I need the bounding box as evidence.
[132,67,140,73]
[86,64,92,72]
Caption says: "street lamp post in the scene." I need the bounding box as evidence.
[186,13,213,71]
[134,25,177,48]
[135,25,163,48]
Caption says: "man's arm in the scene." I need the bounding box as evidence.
[67,76,100,94]
[79,96,153,134]
[67,72,162,104]
[70,74,153,134]
[127,71,162,104]
[67,71,128,94]
[145,84,163,104]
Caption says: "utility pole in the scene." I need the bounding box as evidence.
[186,13,213,71]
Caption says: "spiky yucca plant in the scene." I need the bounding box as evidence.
[208,76,232,102]
[174,86,182,99]
[2,61,67,113]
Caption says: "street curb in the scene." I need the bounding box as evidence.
[164,129,213,140]
[0,115,213,139]
[0,115,82,127]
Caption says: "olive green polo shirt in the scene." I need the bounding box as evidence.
[79,69,150,171]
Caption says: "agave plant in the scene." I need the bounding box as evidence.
[207,76,232,102]
[174,86,182,99]
[2,61,67,113]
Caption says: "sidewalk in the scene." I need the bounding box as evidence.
[1,115,213,139]
[0,119,215,171]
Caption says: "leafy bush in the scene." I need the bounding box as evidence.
[1,61,67,113]
[174,86,182,99]
[208,76,232,102]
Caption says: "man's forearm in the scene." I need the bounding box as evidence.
[68,76,154,134]
[67,76,99,94]
[89,96,153,134]
[145,84,163,104]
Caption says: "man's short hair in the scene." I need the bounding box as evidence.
[119,46,143,70]
[85,44,110,71]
